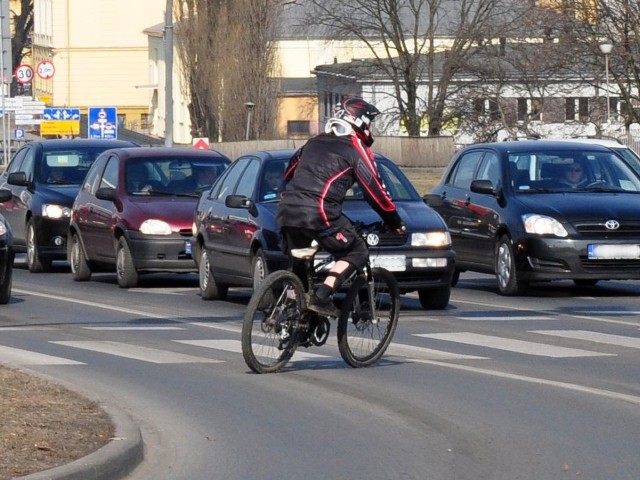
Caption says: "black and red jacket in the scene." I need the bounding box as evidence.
[276,133,403,231]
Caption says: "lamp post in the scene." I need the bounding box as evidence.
[244,102,255,141]
[599,42,613,122]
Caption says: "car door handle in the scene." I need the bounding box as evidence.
[464,195,471,206]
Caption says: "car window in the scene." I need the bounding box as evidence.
[99,157,118,190]
[38,149,102,185]
[260,160,287,201]
[509,149,640,192]
[213,157,250,201]
[21,148,36,181]
[476,152,500,183]
[82,155,108,193]
[447,151,484,189]
[6,147,28,174]
[234,159,260,198]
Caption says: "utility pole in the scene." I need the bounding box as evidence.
[164,0,173,147]
[0,0,11,164]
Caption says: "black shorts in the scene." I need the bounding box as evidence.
[281,215,368,270]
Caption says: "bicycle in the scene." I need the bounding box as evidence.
[241,221,400,374]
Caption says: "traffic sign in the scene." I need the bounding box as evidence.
[88,107,118,139]
[41,108,81,135]
[15,65,33,85]
[192,138,210,150]
[14,129,25,139]
[36,60,55,79]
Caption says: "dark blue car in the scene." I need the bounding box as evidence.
[0,138,137,272]
[192,149,455,309]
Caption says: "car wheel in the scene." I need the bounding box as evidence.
[116,237,139,288]
[26,219,51,273]
[495,235,527,296]
[252,248,269,291]
[69,233,92,281]
[418,285,450,310]
[0,257,13,305]
[199,249,228,300]
[574,279,598,287]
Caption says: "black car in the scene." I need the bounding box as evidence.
[0,139,137,272]
[192,149,455,309]
[0,188,14,304]
[426,139,640,295]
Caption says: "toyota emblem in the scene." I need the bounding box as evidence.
[604,220,620,230]
[366,233,380,246]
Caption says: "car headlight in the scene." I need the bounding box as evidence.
[411,231,451,247]
[139,219,172,235]
[192,221,197,236]
[42,204,71,219]
[0,222,7,236]
[522,214,568,237]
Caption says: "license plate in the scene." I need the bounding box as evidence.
[370,255,406,272]
[587,244,640,259]
[185,240,192,256]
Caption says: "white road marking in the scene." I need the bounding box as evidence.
[51,341,222,364]
[176,339,331,361]
[0,345,84,365]
[414,332,614,358]
[455,316,554,321]
[534,330,640,349]
[83,326,184,331]
[386,342,487,360]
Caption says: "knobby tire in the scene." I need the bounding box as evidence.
[337,267,400,368]
[241,270,307,373]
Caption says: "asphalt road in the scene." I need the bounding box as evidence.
[1,258,639,480]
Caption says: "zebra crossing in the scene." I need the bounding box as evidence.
[0,314,638,367]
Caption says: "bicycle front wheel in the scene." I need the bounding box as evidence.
[337,268,400,368]
[241,270,306,373]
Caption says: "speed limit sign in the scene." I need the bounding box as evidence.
[15,64,34,84]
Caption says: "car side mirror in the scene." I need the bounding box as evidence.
[0,188,11,203]
[95,187,118,202]
[225,194,258,216]
[7,172,29,187]
[225,194,252,209]
[423,193,443,207]
[470,179,496,195]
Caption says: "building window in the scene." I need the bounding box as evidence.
[474,98,500,120]
[287,121,310,135]
[565,97,589,121]
[517,98,542,122]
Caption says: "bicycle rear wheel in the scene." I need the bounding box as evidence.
[337,267,400,368]
[241,270,307,373]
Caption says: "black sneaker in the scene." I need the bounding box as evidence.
[307,293,340,318]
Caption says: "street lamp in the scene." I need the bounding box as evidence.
[244,102,255,141]
[599,42,613,122]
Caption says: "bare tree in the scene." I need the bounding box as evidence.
[10,0,33,95]
[568,0,640,129]
[299,0,515,136]
[174,0,280,142]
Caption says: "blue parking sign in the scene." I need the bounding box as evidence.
[88,107,118,139]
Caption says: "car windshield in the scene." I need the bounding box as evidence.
[38,150,101,185]
[345,160,420,201]
[509,149,640,193]
[127,157,227,196]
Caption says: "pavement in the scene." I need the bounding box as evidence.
[18,404,144,480]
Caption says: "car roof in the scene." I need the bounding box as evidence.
[104,146,231,161]
[461,139,617,155]
[33,139,137,150]
[236,149,391,162]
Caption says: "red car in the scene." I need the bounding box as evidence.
[68,147,230,287]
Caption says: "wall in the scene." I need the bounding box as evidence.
[208,136,456,167]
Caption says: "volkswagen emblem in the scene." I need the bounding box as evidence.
[366,233,380,246]
[604,220,620,230]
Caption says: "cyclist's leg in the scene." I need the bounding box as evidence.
[309,216,367,317]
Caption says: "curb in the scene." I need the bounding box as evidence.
[16,404,144,480]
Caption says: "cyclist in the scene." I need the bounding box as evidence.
[276,97,405,318]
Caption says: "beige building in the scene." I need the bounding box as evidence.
[31,0,166,129]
